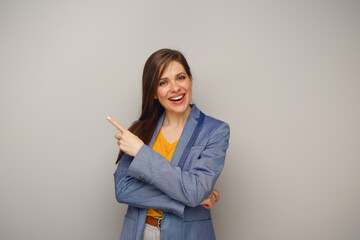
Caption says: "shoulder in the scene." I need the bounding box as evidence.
[203,114,229,128]
[192,104,229,130]
[189,104,230,146]
[193,107,230,147]
[201,110,230,134]
[202,114,230,143]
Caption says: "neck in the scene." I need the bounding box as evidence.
[163,106,192,128]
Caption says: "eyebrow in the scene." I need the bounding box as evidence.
[160,72,186,81]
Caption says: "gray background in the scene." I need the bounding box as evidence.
[1,0,359,239]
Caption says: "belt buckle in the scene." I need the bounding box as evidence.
[157,217,162,230]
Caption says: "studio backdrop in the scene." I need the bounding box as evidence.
[1,0,359,239]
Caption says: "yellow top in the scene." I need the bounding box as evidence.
[147,129,179,218]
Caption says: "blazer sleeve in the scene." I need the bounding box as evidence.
[114,154,185,218]
[127,121,230,208]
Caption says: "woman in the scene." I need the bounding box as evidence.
[108,49,230,240]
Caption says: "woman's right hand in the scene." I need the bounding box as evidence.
[200,189,219,209]
[107,116,144,157]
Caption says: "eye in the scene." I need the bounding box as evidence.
[178,76,186,80]
[159,81,167,86]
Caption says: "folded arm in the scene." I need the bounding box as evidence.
[127,122,230,207]
[114,154,185,218]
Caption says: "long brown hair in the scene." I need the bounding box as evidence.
[116,48,192,163]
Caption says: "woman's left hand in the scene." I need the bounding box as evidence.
[107,116,144,157]
[200,188,220,209]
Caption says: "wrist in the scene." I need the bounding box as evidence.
[134,143,144,157]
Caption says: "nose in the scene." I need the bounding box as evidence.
[170,81,180,92]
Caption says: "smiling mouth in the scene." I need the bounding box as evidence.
[169,94,185,101]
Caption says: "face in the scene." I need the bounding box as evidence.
[156,61,192,116]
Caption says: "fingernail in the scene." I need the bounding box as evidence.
[107,116,111,120]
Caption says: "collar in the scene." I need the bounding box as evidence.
[149,104,202,167]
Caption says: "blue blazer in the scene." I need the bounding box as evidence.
[114,104,230,240]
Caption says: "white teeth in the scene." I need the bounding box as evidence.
[169,94,184,101]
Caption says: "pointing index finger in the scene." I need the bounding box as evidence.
[107,116,126,132]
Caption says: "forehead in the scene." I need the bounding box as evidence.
[160,61,186,78]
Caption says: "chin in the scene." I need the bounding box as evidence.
[172,102,191,114]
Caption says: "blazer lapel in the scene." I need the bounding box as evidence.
[170,104,201,167]
[148,104,202,167]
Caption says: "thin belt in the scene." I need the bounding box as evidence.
[145,216,162,230]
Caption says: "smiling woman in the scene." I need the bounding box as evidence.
[156,61,192,115]
[108,49,230,240]
[156,61,193,143]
